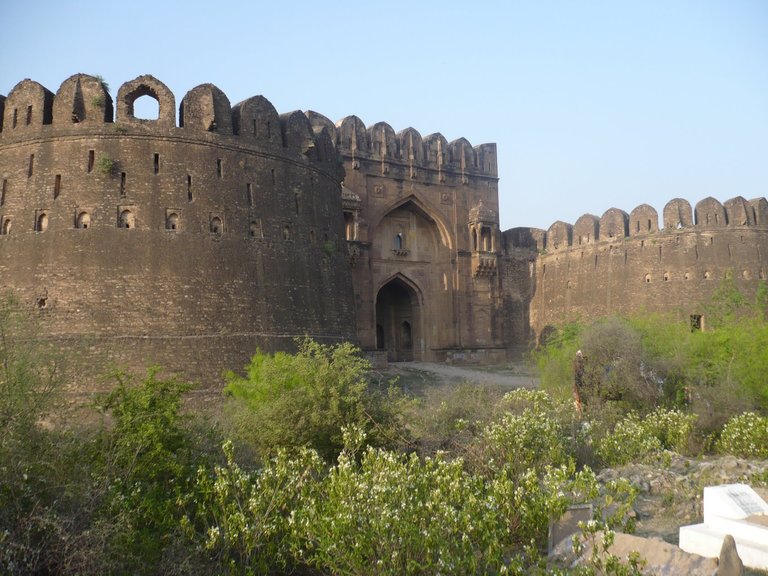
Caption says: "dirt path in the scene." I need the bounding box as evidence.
[393,362,539,389]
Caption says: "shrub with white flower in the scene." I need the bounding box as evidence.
[717,412,768,458]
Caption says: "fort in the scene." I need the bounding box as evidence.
[0,73,766,388]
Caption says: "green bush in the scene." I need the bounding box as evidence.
[717,412,768,458]
[225,338,410,461]
[181,440,324,575]
[93,368,196,571]
[297,441,507,575]
[595,408,698,466]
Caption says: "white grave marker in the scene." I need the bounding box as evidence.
[680,483,768,570]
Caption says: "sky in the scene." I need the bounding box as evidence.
[1,0,766,231]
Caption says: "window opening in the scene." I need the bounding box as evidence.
[54,175,61,199]
[249,220,262,238]
[283,225,291,240]
[153,153,160,175]
[343,212,354,240]
[2,218,11,235]
[26,105,32,125]
[266,121,271,138]
[88,150,95,173]
[36,212,48,232]
[187,175,193,201]
[210,216,223,235]
[252,119,257,135]
[271,169,275,185]
[76,211,90,229]
[12,109,17,128]
[166,212,179,231]
[118,209,134,229]
[394,233,404,250]
[133,95,160,120]
[28,154,34,177]
[1,180,6,206]
[120,172,126,197]
[247,183,254,207]
[216,159,223,178]
[480,227,492,251]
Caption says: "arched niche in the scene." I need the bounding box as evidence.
[232,95,280,145]
[280,110,314,153]
[424,133,448,170]
[447,137,475,170]
[116,75,176,127]
[629,204,659,236]
[600,208,629,240]
[2,79,54,134]
[335,115,368,153]
[179,83,232,134]
[694,197,726,227]
[368,121,396,159]
[546,220,572,250]
[663,198,693,229]
[53,73,113,124]
[723,196,754,227]
[397,127,424,164]
[372,194,453,253]
[573,214,599,246]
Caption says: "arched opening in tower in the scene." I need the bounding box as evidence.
[375,277,420,362]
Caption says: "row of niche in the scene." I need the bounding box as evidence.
[553,269,766,285]
[0,208,336,242]
[540,196,768,251]
[0,74,495,174]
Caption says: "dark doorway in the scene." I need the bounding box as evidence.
[376,278,419,361]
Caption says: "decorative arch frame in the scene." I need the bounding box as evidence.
[371,193,454,251]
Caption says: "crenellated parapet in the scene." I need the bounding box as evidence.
[506,195,768,345]
[0,74,340,170]
[306,111,498,182]
[507,196,768,252]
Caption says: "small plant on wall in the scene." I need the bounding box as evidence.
[96,155,115,175]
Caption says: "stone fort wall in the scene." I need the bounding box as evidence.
[2,72,765,384]
[503,196,768,345]
[0,73,356,389]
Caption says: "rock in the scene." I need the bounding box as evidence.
[716,534,743,576]
[553,531,719,576]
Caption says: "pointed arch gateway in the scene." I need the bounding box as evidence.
[375,274,423,362]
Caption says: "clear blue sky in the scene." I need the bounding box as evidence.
[1,0,766,230]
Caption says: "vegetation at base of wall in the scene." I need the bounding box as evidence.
[2,280,768,574]
[223,338,412,461]
[533,277,768,447]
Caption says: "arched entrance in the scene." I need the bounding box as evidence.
[376,277,421,362]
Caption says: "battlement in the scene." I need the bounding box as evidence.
[507,196,768,252]
[305,111,498,179]
[0,74,498,182]
[0,74,338,169]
